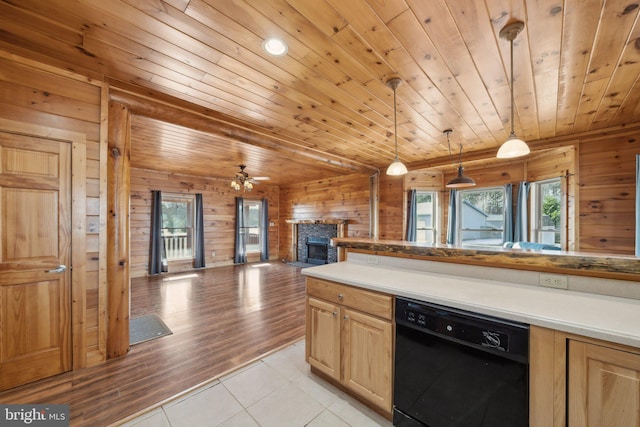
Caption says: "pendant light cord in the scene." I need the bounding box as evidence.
[509,36,515,136]
[393,85,399,161]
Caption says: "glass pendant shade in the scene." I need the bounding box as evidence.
[497,133,530,158]
[446,165,476,188]
[387,158,408,176]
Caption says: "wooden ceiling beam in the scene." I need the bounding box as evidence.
[108,81,378,176]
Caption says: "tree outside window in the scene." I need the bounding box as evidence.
[532,179,562,246]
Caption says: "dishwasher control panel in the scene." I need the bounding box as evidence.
[396,297,529,361]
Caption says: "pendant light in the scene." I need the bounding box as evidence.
[386,78,408,176]
[444,129,476,188]
[497,20,530,159]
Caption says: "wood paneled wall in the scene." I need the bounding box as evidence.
[379,174,405,240]
[130,168,280,278]
[395,148,574,246]
[0,51,106,367]
[579,131,638,254]
[279,174,371,260]
[385,130,639,255]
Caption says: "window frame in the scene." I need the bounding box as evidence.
[161,193,196,261]
[414,190,438,244]
[456,186,506,247]
[242,199,262,254]
[530,178,563,249]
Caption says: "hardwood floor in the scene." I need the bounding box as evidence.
[0,262,307,426]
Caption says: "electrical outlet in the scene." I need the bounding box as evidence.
[211,251,216,257]
[539,273,568,289]
[366,255,379,264]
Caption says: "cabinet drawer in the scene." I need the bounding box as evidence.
[306,277,392,320]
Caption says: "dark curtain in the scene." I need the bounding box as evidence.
[234,197,247,264]
[193,193,206,268]
[260,198,269,261]
[503,183,514,244]
[514,181,530,242]
[446,189,457,244]
[149,190,166,275]
[406,190,417,242]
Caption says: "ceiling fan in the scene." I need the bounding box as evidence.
[230,164,269,191]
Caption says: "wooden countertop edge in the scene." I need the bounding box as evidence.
[331,238,640,281]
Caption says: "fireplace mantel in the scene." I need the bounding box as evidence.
[285,219,348,225]
[286,219,348,262]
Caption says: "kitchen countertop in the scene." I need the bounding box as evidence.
[302,259,640,349]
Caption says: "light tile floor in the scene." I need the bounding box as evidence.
[118,340,394,427]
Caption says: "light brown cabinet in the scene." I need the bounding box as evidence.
[305,277,393,414]
[530,325,640,427]
[569,340,640,427]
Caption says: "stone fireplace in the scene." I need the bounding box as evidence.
[285,219,348,264]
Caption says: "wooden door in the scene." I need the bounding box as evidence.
[342,308,393,413]
[0,131,71,390]
[569,340,640,427]
[306,297,340,381]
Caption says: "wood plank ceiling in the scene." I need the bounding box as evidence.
[1,0,640,184]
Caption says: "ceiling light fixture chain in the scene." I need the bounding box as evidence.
[386,77,408,176]
[497,19,530,159]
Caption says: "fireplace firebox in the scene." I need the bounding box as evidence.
[306,237,330,264]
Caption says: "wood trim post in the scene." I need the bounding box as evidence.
[107,101,131,358]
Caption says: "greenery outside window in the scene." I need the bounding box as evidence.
[161,194,195,260]
[457,187,505,246]
[242,199,262,253]
[416,191,437,243]
[530,178,562,248]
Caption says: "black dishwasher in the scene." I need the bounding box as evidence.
[394,297,529,427]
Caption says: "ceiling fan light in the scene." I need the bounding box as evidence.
[386,159,408,176]
[497,134,530,158]
[446,165,476,188]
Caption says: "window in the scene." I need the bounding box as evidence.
[457,187,505,246]
[242,199,262,253]
[415,191,437,243]
[161,194,195,260]
[530,178,562,247]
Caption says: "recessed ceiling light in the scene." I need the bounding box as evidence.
[262,37,288,56]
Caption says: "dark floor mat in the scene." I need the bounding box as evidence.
[130,313,172,345]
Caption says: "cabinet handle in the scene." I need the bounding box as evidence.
[332,312,337,317]
[337,293,344,299]
[343,315,349,320]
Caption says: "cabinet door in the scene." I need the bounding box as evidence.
[569,340,640,427]
[306,297,341,381]
[342,308,393,412]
